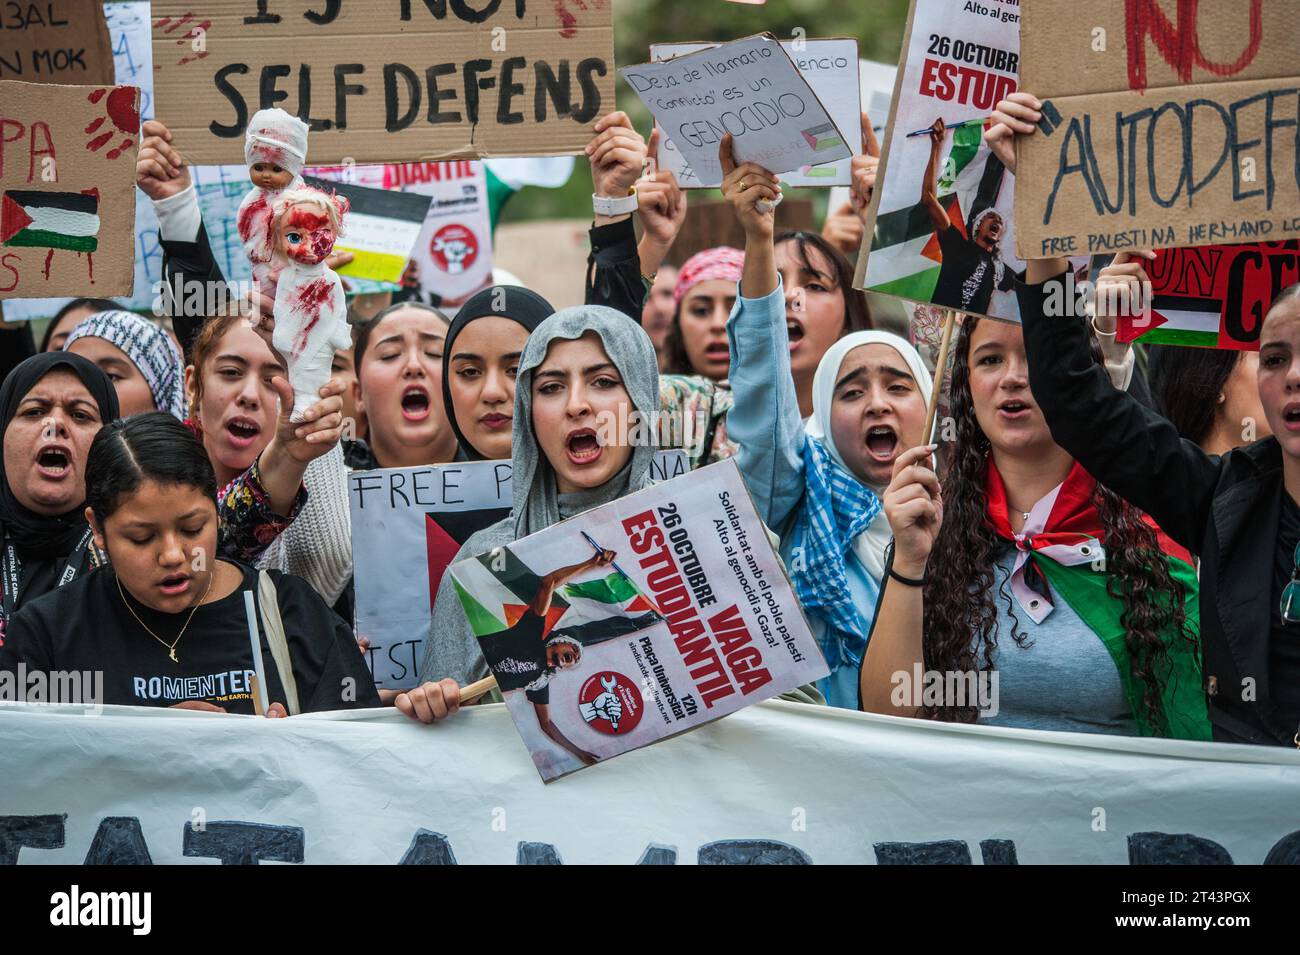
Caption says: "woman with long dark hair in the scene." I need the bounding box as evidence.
[860,314,1208,738]
[0,413,378,714]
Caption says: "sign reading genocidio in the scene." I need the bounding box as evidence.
[150,0,615,164]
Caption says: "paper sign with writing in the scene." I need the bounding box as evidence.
[854,0,1031,323]
[1113,241,1300,351]
[0,0,114,84]
[651,38,861,188]
[621,33,851,183]
[449,457,825,782]
[387,160,494,305]
[0,79,139,299]
[350,450,687,691]
[150,0,615,165]
[1015,2,1300,259]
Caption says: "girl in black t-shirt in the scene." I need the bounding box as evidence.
[0,413,377,715]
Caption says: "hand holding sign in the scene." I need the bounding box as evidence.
[587,111,648,204]
[984,92,1043,177]
[720,133,780,241]
[1093,250,1157,333]
[850,111,881,211]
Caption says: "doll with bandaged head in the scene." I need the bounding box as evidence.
[237,108,309,297]
[271,186,352,419]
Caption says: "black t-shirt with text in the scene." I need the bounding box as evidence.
[480,609,552,704]
[0,563,380,714]
[932,226,1016,315]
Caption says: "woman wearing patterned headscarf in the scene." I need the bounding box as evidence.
[64,310,186,419]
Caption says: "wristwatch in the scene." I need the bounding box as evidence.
[592,188,638,217]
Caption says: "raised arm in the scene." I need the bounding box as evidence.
[859,445,942,716]
[717,134,806,530]
[1018,268,1222,553]
[529,550,614,618]
[920,119,951,234]
[584,111,651,321]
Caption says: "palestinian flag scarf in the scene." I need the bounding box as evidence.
[984,457,1210,740]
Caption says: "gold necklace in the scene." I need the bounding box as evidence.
[116,571,215,663]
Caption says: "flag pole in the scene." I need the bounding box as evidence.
[924,309,958,446]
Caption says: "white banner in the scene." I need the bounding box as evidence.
[2,701,1298,864]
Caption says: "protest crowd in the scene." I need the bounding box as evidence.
[1,0,1299,872]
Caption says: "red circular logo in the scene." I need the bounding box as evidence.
[428,224,478,275]
[577,671,643,735]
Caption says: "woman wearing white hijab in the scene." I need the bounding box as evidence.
[720,137,933,708]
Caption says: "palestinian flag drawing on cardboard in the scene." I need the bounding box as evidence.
[1,189,100,253]
[1115,242,1300,351]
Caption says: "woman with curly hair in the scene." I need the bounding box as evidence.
[859,313,1209,739]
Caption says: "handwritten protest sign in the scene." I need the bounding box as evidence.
[650,38,861,188]
[621,33,851,184]
[0,80,138,299]
[1113,241,1300,351]
[0,0,114,84]
[350,451,687,691]
[387,160,494,304]
[1015,2,1300,259]
[854,0,1030,322]
[150,0,615,165]
[302,174,432,285]
[449,458,826,781]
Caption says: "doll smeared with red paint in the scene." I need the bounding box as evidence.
[236,108,309,298]
[271,186,352,420]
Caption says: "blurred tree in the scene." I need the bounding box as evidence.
[498,0,911,224]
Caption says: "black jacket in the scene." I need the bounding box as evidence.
[1018,275,1293,746]
[159,222,232,358]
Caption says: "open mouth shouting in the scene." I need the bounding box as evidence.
[401,385,431,421]
[787,317,806,352]
[997,398,1032,421]
[35,444,72,479]
[864,425,899,463]
[565,427,603,466]
[224,416,263,450]
[1283,401,1300,432]
[158,572,193,597]
[702,339,730,367]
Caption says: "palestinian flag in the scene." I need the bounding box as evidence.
[865,122,996,305]
[451,547,660,645]
[483,158,575,230]
[1,189,100,252]
[1116,295,1223,349]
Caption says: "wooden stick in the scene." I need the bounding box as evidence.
[460,675,498,701]
[923,309,958,446]
[249,674,265,717]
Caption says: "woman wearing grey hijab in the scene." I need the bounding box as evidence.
[397,305,661,725]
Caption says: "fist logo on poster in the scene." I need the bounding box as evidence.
[430,225,478,275]
[578,672,643,735]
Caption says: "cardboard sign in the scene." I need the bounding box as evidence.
[1020,0,1299,96]
[0,79,138,298]
[350,451,688,691]
[1015,3,1300,259]
[650,38,861,188]
[301,174,432,284]
[0,0,114,84]
[854,0,1031,322]
[387,160,494,305]
[150,0,615,165]
[449,458,826,781]
[621,33,851,184]
[1114,241,1300,351]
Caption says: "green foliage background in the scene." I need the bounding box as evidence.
[497,0,912,224]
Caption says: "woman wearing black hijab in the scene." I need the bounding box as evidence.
[441,285,555,461]
[0,352,119,638]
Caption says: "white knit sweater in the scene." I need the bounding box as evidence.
[257,442,353,605]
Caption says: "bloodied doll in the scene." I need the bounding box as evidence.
[271,187,352,419]
[236,108,309,298]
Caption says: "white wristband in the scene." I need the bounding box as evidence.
[592,190,638,216]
